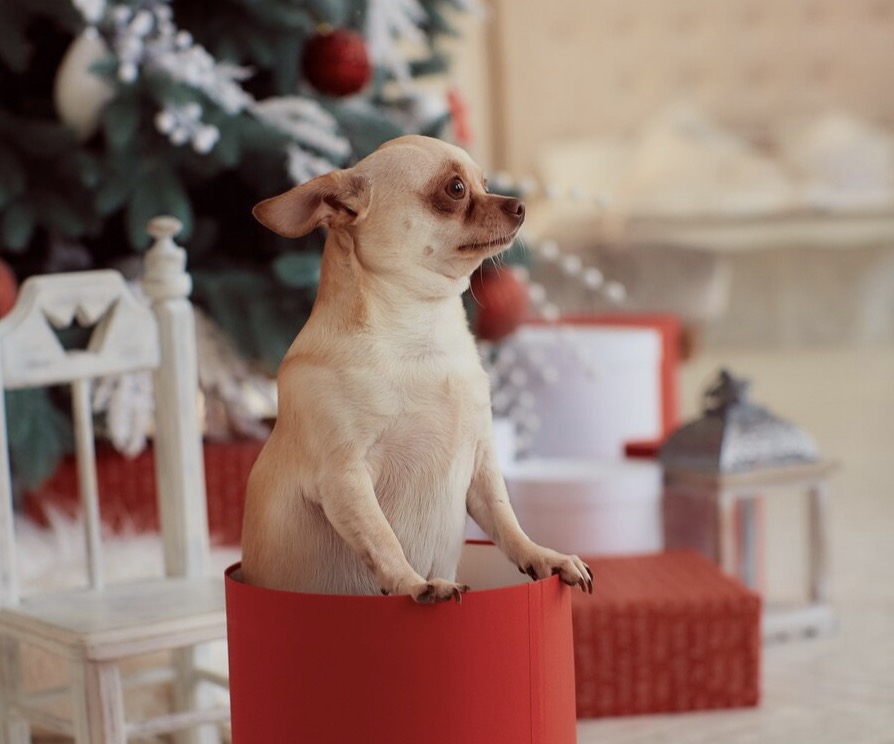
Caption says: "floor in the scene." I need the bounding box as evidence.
[578,345,894,744]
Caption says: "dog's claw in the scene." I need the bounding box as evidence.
[518,553,593,593]
[413,579,469,604]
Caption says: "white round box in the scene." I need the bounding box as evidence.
[503,458,663,556]
[504,325,662,459]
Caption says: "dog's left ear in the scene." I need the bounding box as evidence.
[253,169,370,238]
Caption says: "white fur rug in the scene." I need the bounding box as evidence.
[17,510,240,591]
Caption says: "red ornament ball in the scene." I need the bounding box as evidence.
[470,267,530,342]
[0,259,18,319]
[301,28,372,97]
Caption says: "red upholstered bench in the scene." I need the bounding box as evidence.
[572,550,761,718]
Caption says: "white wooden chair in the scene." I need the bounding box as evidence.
[0,217,228,743]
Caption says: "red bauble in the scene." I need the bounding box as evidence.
[470,268,530,342]
[301,28,372,97]
[0,259,18,318]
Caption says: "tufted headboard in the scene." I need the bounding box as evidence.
[486,0,894,176]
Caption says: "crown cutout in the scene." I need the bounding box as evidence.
[43,298,118,354]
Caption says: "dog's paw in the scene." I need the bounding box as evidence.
[517,548,593,594]
[410,578,470,604]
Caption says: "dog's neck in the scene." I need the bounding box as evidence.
[309,231,474,348]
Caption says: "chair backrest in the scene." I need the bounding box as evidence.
[0,217,210,607]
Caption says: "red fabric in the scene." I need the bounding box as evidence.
[448,88,473,147]
[225,565,577,743]
[572,551,761,718]
[0,258,18,318]
[623,440,663,459]
[25,439,264,545]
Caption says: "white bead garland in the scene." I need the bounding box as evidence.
[530,236,626,308]
[477,171,632,458]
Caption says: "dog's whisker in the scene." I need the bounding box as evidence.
[468,273,484,308]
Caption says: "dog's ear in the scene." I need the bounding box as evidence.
[253,170,370,237]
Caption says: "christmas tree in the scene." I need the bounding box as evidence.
[0,0,476,494]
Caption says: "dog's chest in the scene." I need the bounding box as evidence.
[368,363,487,504]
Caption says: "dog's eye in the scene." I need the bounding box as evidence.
[445,178,466,200]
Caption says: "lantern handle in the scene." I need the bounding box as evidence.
[703,369,750,414]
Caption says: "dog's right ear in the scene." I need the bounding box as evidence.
[253,169,370,238]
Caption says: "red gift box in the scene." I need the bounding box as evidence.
[225,543,577,744]
[572,550,761,718]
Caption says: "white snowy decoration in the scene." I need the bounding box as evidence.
[154,101,220,153]
[286,145,339,185]
[153,40,253,115]
[366,0,428,88]
[105,2,253,113]
[88,281,155,456]
[252,96,352,183]
[384,89,451,135]
[75,1,346,174]
[91,283,273,457]
[253,96,351,159]
[92,368,154,457]
[193,309,275,442]
[365,0,482,92]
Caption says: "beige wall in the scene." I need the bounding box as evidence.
[444,1,894,349]
[458,0,894,177]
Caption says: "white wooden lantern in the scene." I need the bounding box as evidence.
[660,369,837,640]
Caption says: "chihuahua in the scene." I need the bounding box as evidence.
[241,135,592,602]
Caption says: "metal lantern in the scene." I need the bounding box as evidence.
[660,369,836,640]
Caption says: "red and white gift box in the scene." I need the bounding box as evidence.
[505,458,663,556]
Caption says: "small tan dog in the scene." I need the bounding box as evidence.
[241,135,592,602]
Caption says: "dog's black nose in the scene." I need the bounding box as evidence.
[501,198,526,220]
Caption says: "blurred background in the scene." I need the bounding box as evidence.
[449,3,894,742]
[2,1,892,742]
[455,0,894,349]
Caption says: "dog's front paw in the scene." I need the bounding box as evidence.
[517,548,593,594]
[410,578,470,604]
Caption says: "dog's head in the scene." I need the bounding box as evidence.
[253,135,525,297]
